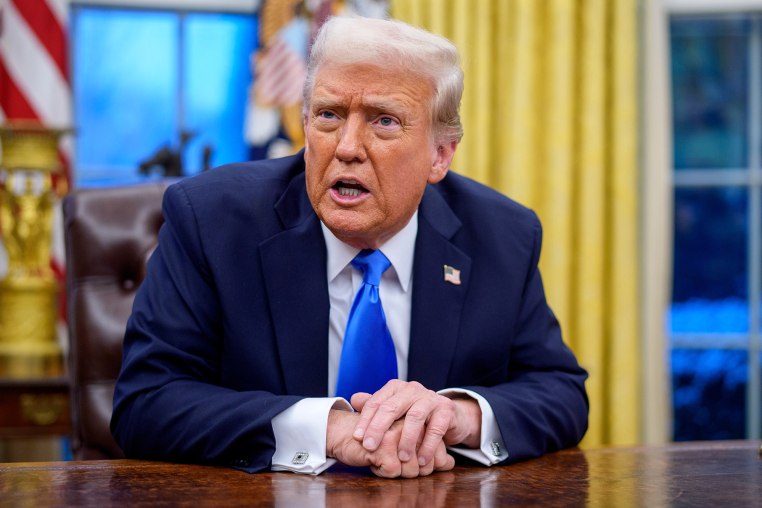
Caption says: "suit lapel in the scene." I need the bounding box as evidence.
[259,174,330,397]
[408,186,471,390]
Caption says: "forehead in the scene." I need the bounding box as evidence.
[310,62,434,109]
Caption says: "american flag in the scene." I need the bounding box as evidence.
[254,35,306,108]
[0,0,71,327]
[443,265,461,286]
[244,5,309,151]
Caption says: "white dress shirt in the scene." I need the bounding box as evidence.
[270,212,507,474]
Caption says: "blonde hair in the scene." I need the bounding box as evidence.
[303,16,464,143]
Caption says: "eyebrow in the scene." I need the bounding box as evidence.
[362,96,410,114]
[311,94,410,114]
[310,97,341,111]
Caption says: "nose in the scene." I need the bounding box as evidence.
[335,115,366,163]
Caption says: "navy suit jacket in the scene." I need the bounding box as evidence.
[111,152,588,472]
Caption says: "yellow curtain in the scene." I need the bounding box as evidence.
[391,0,640,447]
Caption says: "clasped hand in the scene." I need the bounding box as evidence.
[326,380,482,478]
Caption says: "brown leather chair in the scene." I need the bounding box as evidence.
[63,182,169,459]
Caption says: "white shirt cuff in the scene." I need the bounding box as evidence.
[270,397,352,474]
[438,388,508,465]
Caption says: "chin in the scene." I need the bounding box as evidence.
[326,222,368,241]
[323,222,375,249]
[321,208,363,231]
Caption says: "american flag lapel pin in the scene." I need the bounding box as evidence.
[443,265,461,285]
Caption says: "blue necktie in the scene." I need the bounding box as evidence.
[335,249,398,400]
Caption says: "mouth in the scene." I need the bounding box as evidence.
[332,179,369,199]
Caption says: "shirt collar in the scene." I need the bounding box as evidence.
[321,211,418,292]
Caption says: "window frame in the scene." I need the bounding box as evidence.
[70,0,258,185]
[666,1,762,441]
[72,0,258,13]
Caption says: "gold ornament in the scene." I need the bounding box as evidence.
[0,122,69,378]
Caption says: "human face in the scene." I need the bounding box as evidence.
[304,62,457,250]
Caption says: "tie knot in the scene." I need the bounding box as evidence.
[351,249,390,286]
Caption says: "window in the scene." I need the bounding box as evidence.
[669,13,761,440]
[71,4,257,186]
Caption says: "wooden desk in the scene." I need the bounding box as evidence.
[0,441,760,506]
[0,377,70,438]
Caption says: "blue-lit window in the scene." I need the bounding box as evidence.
[669,14,761,441]
[71,6,257,186]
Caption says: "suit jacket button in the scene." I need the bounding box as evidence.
[233,458,251,467]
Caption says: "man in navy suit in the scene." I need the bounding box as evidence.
[112,16,588,478]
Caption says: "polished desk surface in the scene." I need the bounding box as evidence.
[1,441,760,507]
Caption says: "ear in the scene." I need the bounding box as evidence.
[428,140,457,184]
[303,113,309,149]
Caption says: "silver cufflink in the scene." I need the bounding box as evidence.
[490,441,501,457]
[292,451,309,465]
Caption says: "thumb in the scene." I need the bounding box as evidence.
[350,392,372,412]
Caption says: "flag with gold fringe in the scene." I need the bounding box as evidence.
[245,0,388,160]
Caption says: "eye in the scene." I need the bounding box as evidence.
[318,110,337,120]
[376,116,399,128]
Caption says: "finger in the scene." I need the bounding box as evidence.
[396,423,422,478]
[416,450,436,477]
[443,398,482,447]
[370,462,402,479]
[369,439,403,478]
[355,381,412,449]
[358,380,437,456]
[369,451,402,478]
[416,441,450,477]
[352,381,398,442]
[416,403,454,466]
[397,397,438,462]
[398,451,421,479]
[432,443,455,472]
[349,392,372,413]
[326,410,385,469]
[368,419,408,478]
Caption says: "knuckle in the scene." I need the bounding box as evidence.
[379,399,402,415]
[364,398,383,411]
[405,407,428,423]
[426,421,450,438]
[436,394,456,411]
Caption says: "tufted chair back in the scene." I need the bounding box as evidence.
[63,182,169,459]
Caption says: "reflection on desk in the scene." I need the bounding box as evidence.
[0,441,760,507]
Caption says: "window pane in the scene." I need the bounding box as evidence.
[672,349,746,440]
[73,8,178,185]
[670,16,749,169]
[671,187,748,333]
[183,13,257,175]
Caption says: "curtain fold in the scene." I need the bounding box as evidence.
[392,0,642,447]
